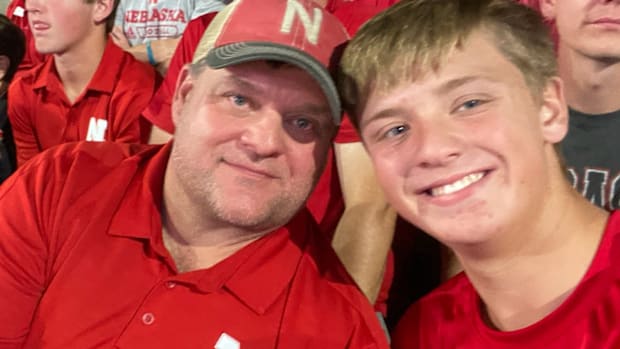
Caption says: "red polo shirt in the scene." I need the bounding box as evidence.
[0,141,390,349]
[7,40,158,167]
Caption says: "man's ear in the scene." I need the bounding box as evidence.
[539,77,568,144]
[171,64,195,127]
[92,0,115,25]
[0,55,9,82]
[538,0,557,22]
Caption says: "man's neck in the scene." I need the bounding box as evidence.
[455,185,609,331]
[160,167,269,273]
[53,35,107,104]
[558,43,620,114]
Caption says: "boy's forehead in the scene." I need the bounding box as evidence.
[361,31,530,119]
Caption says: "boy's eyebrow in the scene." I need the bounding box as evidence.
[362,75,500,129]
[435,75,498,95]
[362,107,409,130]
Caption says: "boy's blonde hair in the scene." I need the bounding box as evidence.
[339,0,557,128]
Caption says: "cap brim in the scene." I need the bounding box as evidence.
[203,42,341,125]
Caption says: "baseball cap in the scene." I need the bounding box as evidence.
[192,0,350,125]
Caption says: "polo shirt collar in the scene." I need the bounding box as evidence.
[107,142,170,240]
[218,212,313,315]
[33,39,124,94]
[107,141,316,315]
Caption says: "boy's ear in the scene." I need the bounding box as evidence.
[171,64,195,128]
[92,0,115,26]
[539,77,568,144]
[0,55,9,82]
[538,0,557,22]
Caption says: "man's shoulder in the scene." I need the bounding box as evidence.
[291,223,388,344]
[8,60,48,92]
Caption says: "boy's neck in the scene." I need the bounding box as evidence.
[456,184,609,331]
[53,34,108,104]
[557,42,620,114]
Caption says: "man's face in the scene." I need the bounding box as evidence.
[544,0,620,60]
[358,31,567,248]
[26,0,99,55]
[169,61,335,232]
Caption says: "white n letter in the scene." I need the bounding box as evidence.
[280,0,323,45]
[86,117,108,142]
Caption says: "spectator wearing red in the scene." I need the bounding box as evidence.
[8,0,159,167]
[142,0,399,320]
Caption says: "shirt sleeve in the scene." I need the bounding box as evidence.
[7,78,41,167]
[0,161,52,347]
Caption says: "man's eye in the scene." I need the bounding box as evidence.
[230,94,248,107]
[293,118,313,130]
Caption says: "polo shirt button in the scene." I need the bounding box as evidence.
[166,281,176,289]
[142,312,155,325]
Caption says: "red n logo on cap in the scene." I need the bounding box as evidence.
[280,0,323,45]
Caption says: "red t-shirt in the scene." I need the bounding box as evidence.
[392,211,620,349]
[7,40,158,167]
[6,0,46,73]
[0,141,390,349]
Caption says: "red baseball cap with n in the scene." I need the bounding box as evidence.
[191,0,350,125]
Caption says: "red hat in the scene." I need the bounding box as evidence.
[192,0,350,124]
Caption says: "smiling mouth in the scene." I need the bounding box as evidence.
[428,172,485,197]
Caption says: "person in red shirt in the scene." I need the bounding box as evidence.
[7,0,158,167]
[339,0,620,347]
[143,0,399,319]
[0,0,389,348]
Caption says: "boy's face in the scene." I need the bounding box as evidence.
[26,0,103,55]
[544,0,620,60]
[357,31,567,248]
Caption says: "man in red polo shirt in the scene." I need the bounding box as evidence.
[143,0,399,319]
[7,0,158,167]
[0,1,389,348]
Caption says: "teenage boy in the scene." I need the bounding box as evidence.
[8,0,158,167]
[339,0,619,347]
[538,0,620,210]
[0,0,389,348]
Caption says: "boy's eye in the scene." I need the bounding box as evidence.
[384,125,409,138]
[458,99,481,111]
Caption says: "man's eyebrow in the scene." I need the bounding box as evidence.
[219,75,263,95]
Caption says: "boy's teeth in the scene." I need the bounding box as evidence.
[430,172,484,196]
